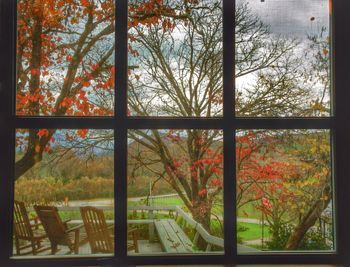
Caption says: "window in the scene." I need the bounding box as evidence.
[1,0,350,266]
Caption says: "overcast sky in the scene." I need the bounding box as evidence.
[239,0,330,37]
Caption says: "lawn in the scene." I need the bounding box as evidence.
[237,221,270,241]
[237,202,262,219]
[129,196,263,221]
[128,196,184,206]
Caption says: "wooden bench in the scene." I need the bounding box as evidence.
[154,219,193,253]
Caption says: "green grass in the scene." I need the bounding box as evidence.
[128,197,184,207]
[237,202,262,219]
[56,210,115,221]
[237,222,270,241]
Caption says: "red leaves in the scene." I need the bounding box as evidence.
[198,189,207,197]
[37,129,49,138]
[210,178,223,188]
[172,159,182,168]
[30,68,41,76]
[165,130,181,143]
[262,197,272,210]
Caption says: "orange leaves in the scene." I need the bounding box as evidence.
[60,97,73,108]
[82,81,91,87]
[35,145,41,153]
[79,90,86,99]
[77,129,88,139]
[80,0,90,7]
[161,18,175,32]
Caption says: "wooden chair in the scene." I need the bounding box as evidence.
[80,206,139,254]
[34,205,87,255]
[13,200,50,255]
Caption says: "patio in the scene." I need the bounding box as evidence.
[12,205,257,258]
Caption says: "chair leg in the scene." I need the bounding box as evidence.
[51,243,58,255]
[14,236,20,255]
[31,240,37,255]
[133,232,139,253]
[74,232,80,254]
[36,239,42,248]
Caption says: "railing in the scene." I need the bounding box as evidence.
[26,203,259,253]
[42,204,224,252]
[137,193,182,206]
[127,205,224,251]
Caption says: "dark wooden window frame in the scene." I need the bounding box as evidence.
[1,0,350,266]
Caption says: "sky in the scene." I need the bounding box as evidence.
[240,0,330,37]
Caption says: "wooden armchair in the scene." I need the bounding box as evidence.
[13,200,49,255]
[80,206,139,254]
[34,205,87,255]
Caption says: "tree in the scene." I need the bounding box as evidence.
[15,0,332,251]
[236,130,332,250]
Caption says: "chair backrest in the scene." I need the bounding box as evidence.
[13,200,33,239]
[34,205,66,241]
[80,206,113,253]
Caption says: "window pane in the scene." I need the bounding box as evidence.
[128,129,224,255]
[128,1,223,117]
[16,1,115,116]
[235,0,331,117]
[13,129,114,258]
[236,130,334,253]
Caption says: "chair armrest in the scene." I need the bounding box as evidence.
[66,224,84,233]
[29,217,41,229]
[30,222,42,228]
[62,219,72,229]
[107,224,115,235]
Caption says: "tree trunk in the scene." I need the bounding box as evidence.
[192,206,211,251]
[15,129,55,180]
[285,185,331,249]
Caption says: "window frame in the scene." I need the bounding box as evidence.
[0,0,350,266]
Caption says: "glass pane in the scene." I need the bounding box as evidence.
[128,129,224,255]
[13,129,114,258]
[236,130,334,254]
[16,1,115,116]
[235,0,331,117]
[128,1,223,117]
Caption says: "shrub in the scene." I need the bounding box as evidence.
[15,176,114,204]
[266,223,332,250]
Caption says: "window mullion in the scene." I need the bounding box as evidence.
[223,0,236,259]
[0,0,16,266]
[115,0,128,261]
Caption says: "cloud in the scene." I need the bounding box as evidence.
[239,0,330,37]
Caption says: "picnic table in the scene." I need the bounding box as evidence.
[154,219,194,253]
